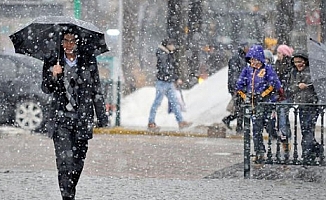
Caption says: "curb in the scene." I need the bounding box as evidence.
[93,127,245,139]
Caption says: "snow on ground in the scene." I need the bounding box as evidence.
[120,67,231,128]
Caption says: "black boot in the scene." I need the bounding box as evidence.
[222,117,232,130]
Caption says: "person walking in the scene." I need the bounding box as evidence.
[222,42,249,134]
[148,38,192,130]
[288,51,319,165]
[41,30,108,200]
[236,44,283,163]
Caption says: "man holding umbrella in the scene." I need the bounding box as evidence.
[41,29,108,199]
[10,16,109,199]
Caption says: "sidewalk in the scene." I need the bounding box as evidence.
[0,130,326,200]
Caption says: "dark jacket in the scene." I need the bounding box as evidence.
[227,48,247,94]
[41,53,108,140]
[236,45,282,103]
[156,45,179,82]
[288,52,318,104]
[274,56,292,98]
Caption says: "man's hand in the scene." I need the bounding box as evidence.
[298,83,311,89]
[278,88,286,101]
[176,79,183,85]
[52,62,63,78]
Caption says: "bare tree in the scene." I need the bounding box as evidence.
[275,0,295,45]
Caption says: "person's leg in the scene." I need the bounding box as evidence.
[222,114,235,130]
[71,139,88,195]
[53,124,88,200]
[252,107,265,163]
[166,82,184,123]
[264,108,277,139]
[277,100,291,141]
[235,98,244,133]
[299,106,315,163]
[148,81,165,125]
[276,101,292,160]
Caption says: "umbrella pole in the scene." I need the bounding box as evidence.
[57,30,61,64]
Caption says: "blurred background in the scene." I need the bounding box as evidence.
[0,0,325,93]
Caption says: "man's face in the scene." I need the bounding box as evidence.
[62,33,77,55]
[293,57,306,71]
[166,43,176,51]
[243,46,249,53]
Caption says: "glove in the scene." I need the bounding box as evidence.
[237,90,246,101]
[278,88,286,101]
[261,86,274,98]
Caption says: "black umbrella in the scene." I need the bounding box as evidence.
[308,38,326,103]
[9,16,109,60]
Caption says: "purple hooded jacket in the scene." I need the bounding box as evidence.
[236,45,282,103]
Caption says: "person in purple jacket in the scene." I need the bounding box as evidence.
[236,44,284,163]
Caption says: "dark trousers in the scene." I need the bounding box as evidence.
[251,106,276,154]
[53,121,88,200]
[224,97,244,132]
[299,106,318,159]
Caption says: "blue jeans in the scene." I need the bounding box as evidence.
[148,80,183,124]
[276,99,291,139]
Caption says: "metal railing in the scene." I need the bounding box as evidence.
[243,102,326,179]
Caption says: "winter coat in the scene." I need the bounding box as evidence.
[288,64,318,104]
[274,56,292,98]
[156,45,179,82]
[227,48,248,94]
[41,53,108,140]
[236,45,282,104]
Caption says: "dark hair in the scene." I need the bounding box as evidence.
[291,50,309,66]
[61,25,80,43]
[161,38,176,47]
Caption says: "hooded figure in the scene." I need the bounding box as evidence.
[237,44,282,105]
[236,44,283,163]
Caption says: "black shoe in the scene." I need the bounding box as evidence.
[254,153,265,164]
[236,126,243,135]
[222,118,232,130]
[62,197,75,200]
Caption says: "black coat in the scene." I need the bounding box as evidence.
[274,56,292,98]
[227,48,247,95]
[41,53,108,140]
[155,45,179,82]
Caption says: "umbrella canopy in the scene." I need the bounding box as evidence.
[307,38,326,103]
[9,16,109,60]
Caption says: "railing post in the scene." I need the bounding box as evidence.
[115,77,121,126]
[261,103,275,164]
[266,130,273,164]
[320,106,325,165]
[244,105,251,179]
[293,106,300,164]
